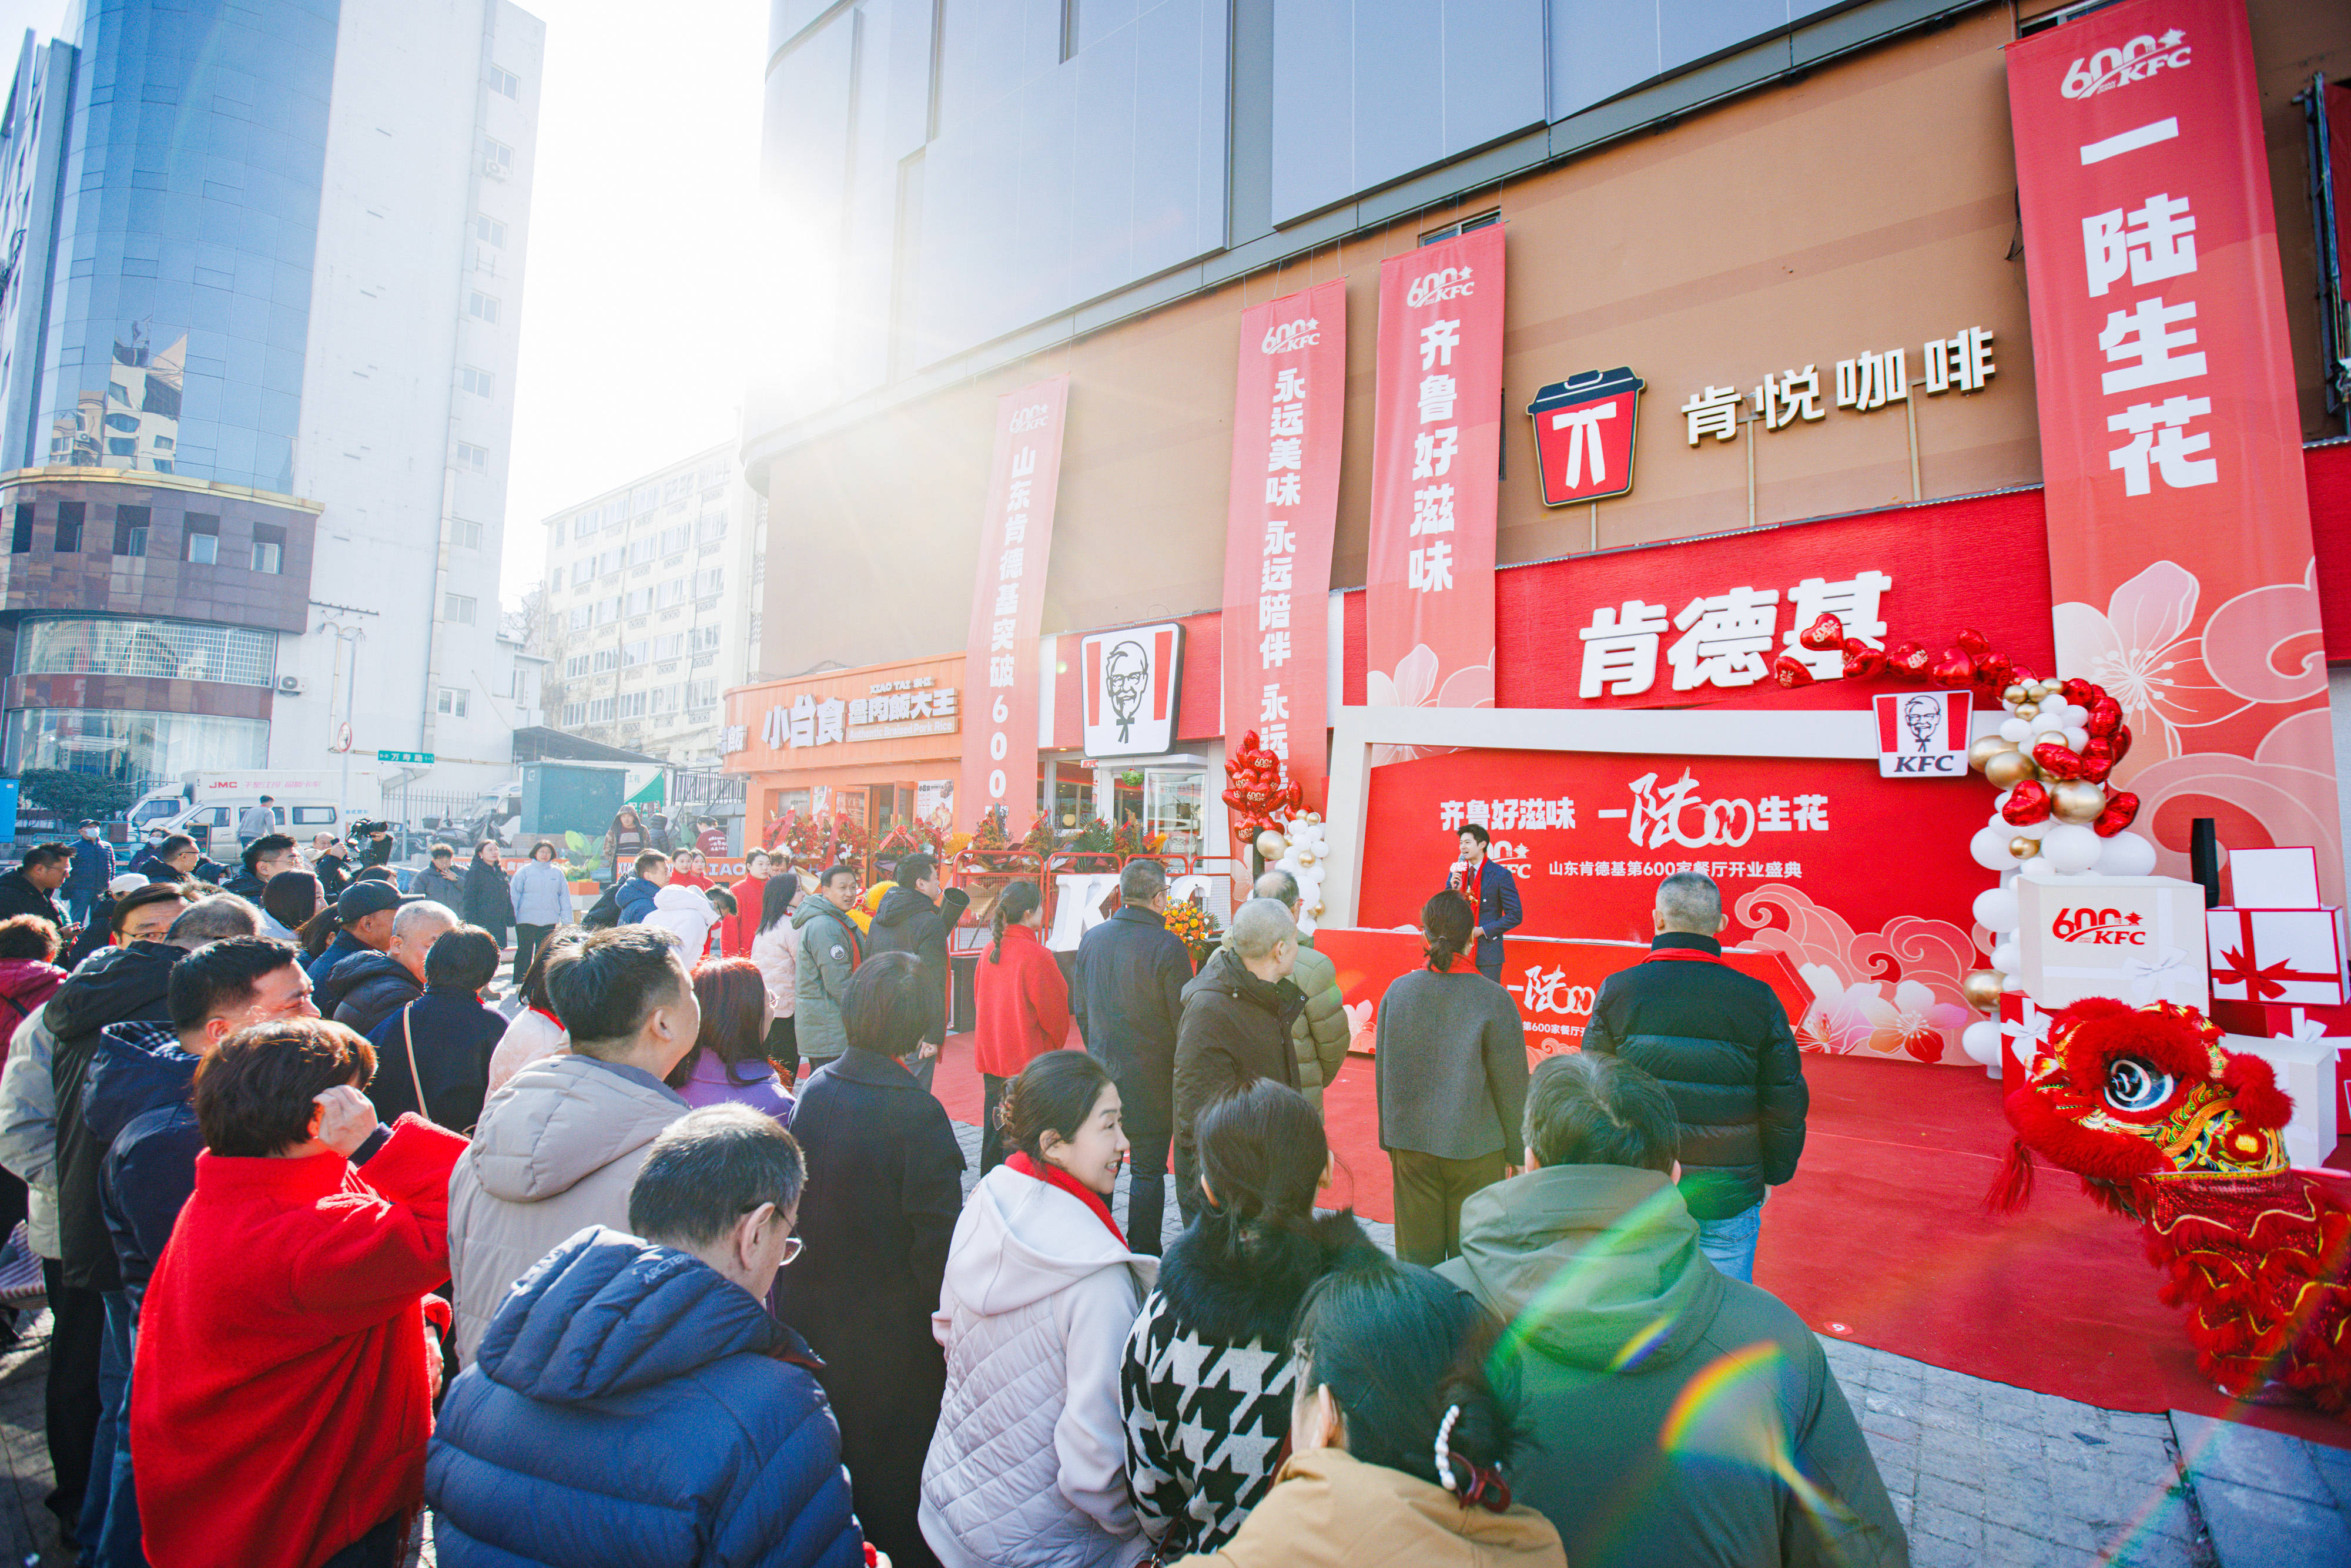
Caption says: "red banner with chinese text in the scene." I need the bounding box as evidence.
[1364,225,1504,751]
[1355,746,1992,1065]
[1221,282,1346,813]
[959,375,1070,834]
[2007,0,2342,902]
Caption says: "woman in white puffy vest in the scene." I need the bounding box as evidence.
[921,1049,1156,1568]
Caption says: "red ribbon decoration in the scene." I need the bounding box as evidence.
[2213,911,2337,1000]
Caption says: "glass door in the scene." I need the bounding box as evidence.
[1143,768,1204,857]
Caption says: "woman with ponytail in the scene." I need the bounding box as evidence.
[922,1049,1153,1568]
[1177,1259,1564,1567]
[972,881,1068,1172]
[1375,889,1530,1267]
[1122,1080,1381,1556]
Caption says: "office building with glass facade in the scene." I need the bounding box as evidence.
[0,0,544,799]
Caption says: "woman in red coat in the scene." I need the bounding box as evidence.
[971,881,1070,1174]
[131,1017,466,1568]
[723,849,775,957]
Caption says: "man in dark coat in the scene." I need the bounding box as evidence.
[778,952,964,1568]
[303,879,404,989]
[222,833,300,903]
[1073,857,1193,1255]
[1582,871,1807,1284]
[860,852,970,1095]
[63,826,115,928]
[322,902,456,1042]
[366,925,502,1134]
[0,845,73,935]
[1442,1052,1902,1568]
[415,846,467,912]
[1171,898,1302,1227]
[1443,822,1522,982]
[428,1108,867,1568]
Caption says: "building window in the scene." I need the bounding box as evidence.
[594,597,620,625]
[661,473,695,505]
[456,442,488,472]
[548,566,564,592]
[467,291,500,324]
[183,519,219,565]
[592,648,619,672]
[445,593,477,624]
[564,653,590,677]
[15,617,275,685]
[628,537,654,565]
[651,685,679,712]
[487,64,520,98]
[1419,209,1501,246]
[588,696,617,723]
[112,505,149,558]
[656,577,686,607]
[623,639,649,666]
[251,523,284,574]
[475,213,505,247]
[451,519,483,550]
[688,624,722,652]
[460,366,495,398]
[4,708,267,782]
[600,550,622,577]
[10,504,32,554]
[695,513,726,544]
[568,605,591,633]
[630,484,660,517]
[659,524,688,555]
[692,567,723,598]
[618,691,647,718]
[624,587,652,616]
[54,501,82,552]
[437,687,468,718]
[603,501,627,532]
[652,632,683,659]
[571,513,595,541]
[483,136,513,177]
[561,702,585,727]
[686,678,718,708]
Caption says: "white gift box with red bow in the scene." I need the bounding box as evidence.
[2204,908,2346,1007]
[2015,872,2210,1010]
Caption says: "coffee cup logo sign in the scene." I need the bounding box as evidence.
[2051,906,2149,944]
[1527,368,1643,506]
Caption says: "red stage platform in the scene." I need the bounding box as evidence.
[928,1031,2349,1445]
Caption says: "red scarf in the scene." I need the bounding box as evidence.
[1007,1151,1126,1247]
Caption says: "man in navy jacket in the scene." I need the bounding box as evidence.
[1073,857,1194,1254]
[1444,823,1522,983]
[428,1105,868,1568]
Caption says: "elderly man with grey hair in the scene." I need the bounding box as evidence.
[1171,897,1303,1226]
[1227,869,1349,1113]
[1581,870,1807,1284]
[321,898,459,1040]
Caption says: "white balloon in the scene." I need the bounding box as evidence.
[2031,710,2068,735]
[1972,886,2019,931]
[2022,856,2054,877]
[1991,794,2011,818]
[2041,823,2102,873]
[1999,718,2032,744]
[1970,827,2016,870]
[2062,726,2090,753]
[2012,816,2054,840]
[2095,830,2159,877]
[1991,940,2021,974]
[1961,1020,2001,1067]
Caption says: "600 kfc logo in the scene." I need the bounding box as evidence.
[1261,316,1321,354]
[1406,266,1476,308]
[2049,906,2148,945]
[2061,29,2189,98]
[1007,403,1053,433]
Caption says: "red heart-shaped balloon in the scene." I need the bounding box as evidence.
[2006,665,2038,688]
[2092,791,2140,837]
[2060,678,2094,706]
[1770,653,1817,689]
[2031,741,2087,780]
[1888,641,1933,681]
[2001,781,2054,826]
[2085,695,2122,738]
[1933,650,1975,689]
[1798,614,1844,652]
[2109,724,2132,766]
[1956,628,1992,658]
[2078,737,2116,783]
[1840,641,1886,679]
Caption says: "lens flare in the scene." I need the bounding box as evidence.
[1659,1342,1864,1548]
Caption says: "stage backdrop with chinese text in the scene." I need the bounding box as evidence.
[2008,0,2343,902]
[1223,281,1347,811]
[959,376,1070,833]
[1364,223,1505,754]
[1355,746,1991,1064]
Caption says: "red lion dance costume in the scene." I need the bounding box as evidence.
[1987,997,2351,1412]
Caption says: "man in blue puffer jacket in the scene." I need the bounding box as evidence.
[427,1103,868,1568]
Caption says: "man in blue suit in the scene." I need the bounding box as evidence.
[1445,823,1521,983]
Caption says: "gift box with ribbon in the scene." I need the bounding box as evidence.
[2204,907,2346,1007]
[2015,872,2210,1010]
[1997,991,2050,1097]
[2210,1000,2351,1140]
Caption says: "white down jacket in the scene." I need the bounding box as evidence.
[922,1164,1158,1568]
[640,882,718,958]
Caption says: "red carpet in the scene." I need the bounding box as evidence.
[936,1032,2347,1444]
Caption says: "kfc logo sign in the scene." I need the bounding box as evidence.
[2061,30,2190,98]
[1007,403,1054,433]
[1528,368,1643,505]
[1080,622,1184,758]
[1406,266,1476,308]
[1874,689,1971,777]
[1261,316,1321,355]
[2050,906,2149,945]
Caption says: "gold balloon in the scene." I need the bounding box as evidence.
[1960,969,2004,1013]
[2014,702,2038,721]
[1984,749,2037,789]
[2051,780,2107,824]
[1968,736,2018,773]
[2001,684,2026,705]
[2008,836,2040,860]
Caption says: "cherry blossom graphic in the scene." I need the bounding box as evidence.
[1365,643,1493,765]
[2051,559,2222,765]
[1735,884,1977,1064]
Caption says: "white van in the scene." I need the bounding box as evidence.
[152,770,378,849]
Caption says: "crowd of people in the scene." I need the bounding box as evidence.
[0,810,1902,1568]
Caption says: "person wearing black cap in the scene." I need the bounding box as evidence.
[302,879,406,989]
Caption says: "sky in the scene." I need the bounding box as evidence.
[0,0,772,609]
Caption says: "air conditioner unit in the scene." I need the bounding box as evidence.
[277,675,303,695]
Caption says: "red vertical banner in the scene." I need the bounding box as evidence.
[1221,281,1347,815]
[1364,224,1504,759]
[2007,0,2342,900]
[960,374,1070,834]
